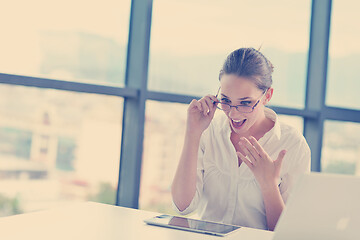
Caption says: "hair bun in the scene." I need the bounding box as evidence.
[219,47,273,90]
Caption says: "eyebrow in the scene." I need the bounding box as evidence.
[221,93,252,101]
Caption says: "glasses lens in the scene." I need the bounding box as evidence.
[217,104,254,113]
[236,106,252,113]
[217,103,230,111]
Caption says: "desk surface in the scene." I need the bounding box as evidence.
[0,202,273,240]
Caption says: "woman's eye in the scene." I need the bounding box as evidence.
[240,101,252,106]
[221,98,231,103]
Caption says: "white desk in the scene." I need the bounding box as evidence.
[0,202,273,240]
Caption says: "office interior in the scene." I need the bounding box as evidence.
[0,0,359,222]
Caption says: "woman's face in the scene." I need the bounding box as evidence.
[219,74,270,136]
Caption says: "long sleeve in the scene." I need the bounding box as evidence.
[172,134,206,215]
[279,140,311,203]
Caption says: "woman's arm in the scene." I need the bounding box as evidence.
[236,136,287,231]
[259,181,285,231]
[171,95,218,211]
[171,129,202,211]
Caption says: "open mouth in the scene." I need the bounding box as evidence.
[231,119,247,129]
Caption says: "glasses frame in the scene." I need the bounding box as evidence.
[214,87,268,113]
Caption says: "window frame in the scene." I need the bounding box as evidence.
[0,0,359,209]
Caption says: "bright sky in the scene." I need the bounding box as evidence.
[150,0,360,57]
[150,0,312,56]
[0,0,359,75]
[0,0,131,75]
[329,0,360,57]
[1,0,130,41]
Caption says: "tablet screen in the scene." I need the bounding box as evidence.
[144,214,241,236]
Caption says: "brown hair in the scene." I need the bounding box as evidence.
[219,47,274,91]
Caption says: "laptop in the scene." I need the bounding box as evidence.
[273,172,360,240]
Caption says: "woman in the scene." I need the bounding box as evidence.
[171,47,311,231]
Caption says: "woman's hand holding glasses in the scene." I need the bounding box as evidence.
[186,95,219,135]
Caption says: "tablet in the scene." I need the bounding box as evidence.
[144,214,241,237]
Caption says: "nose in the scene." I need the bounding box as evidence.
[228,106,241,118]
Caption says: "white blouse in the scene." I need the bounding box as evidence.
[174,108,311,230]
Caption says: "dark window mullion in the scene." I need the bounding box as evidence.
[304,0,332,172]
[116,0,153,208]
[0,73,138,98]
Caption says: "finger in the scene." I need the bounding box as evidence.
[203,96,218,116]
[199,99,209,116]
[208,103,218,118]
[209,95,219,104]
[238,141,258,166]
[237,152,254,169]
[240,138,261,161]
[248,136,268,159]
[274,150,286,168]
[189,99,202,112]
[210,95,219,109]
[204,96,215,112]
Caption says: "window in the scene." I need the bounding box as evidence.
[278,114,303,134]
[322,120,360,175]
[326,0,360,110]
[0,84,123,216]
[2,0,359,218]
[148,0,311,109]
[0,0,130,86]
[140,101,187,214]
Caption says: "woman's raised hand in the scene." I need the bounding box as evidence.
[236,136,286,191]
[186,95,219,135]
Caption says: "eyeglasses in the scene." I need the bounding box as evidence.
[214,87,267,113]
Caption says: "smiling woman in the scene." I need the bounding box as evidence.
[171,47,311,231]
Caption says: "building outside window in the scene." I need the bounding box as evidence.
[0,0,359,220]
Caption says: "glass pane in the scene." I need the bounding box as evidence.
[0,84,122,217]
[140,101,188,214]
[322,120,360,175]
[149,0,310,108]
[277,114,303,134]
[0,0,130,86]
[326,0,360,110]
